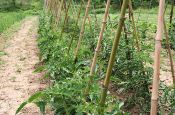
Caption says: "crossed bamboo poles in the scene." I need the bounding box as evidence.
[44,0,175,114]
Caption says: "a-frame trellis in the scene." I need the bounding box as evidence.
[43,0,175,114]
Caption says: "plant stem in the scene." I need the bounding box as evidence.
[98,0,129,114]
[150,0,165,114]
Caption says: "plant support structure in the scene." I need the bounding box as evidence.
[98,0,129,113]
[150,0,165,114]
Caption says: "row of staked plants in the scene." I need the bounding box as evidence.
[16,2,175,114]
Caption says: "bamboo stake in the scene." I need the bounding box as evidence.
[76,0,83,25]
[150,0,165,114]
[82,1,93,33]
[87,16,93,33]
[123,23,132,77]
[44,0,47,10]
[74,0,91,63]
[53,0,57,17]
[90,0,110,81]
[163,20,175,85]
[67,0,85,54]
[55,0,61,24]
[93,3,98,29]
[60,0,71,38]
[69,0,76,20]
[98,0,129,114]
[84,0,111,97]
[57,0,64,24]
[128,0,140,51]
[169,0,175,26]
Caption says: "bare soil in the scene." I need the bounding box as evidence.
[0,16,49,115]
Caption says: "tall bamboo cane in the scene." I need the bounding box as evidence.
[150,0,165,114]
[98,0,129,114]
[55,0,61,24]
[60,0,71,38]
[93,3,98,30]
[170,0,175,26]
[67,0,85,54]
[57,0,64,24]
[76,0,84,25]
[163,20,175,85]
[70,0,77,20]
[74,0,91,63]
[84,0,111,97]
[128,0,140,51]
[90,0,110,80]
[44,0,47,10]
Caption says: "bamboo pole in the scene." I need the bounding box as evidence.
[74,0,91,63]
[44,0,47,10]
[90,0,110,81]
[76,0,83,25]
[84,0,111,97]
[60,0,71,38]
[169,0,175,26]
[93,3,98,29]
[82,0,93,34]
[70,0,77,20]
[67,0,85,54]
[57,0,64,24]
[128,0,140,51]
[163,20,175,85]
[150,0,165,114]
[98,0,129,114]
[55,0,61,24]
[123,23,132,77]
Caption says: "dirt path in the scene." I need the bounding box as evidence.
[160,50,175,86]
[0,16,47,115]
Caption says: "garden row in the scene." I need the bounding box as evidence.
[17,0,175,114]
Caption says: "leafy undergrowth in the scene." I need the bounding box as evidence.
[16,8,175,115]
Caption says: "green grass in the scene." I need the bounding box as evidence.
[0,11,26,33]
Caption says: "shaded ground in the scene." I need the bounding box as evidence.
[0,16,49,115]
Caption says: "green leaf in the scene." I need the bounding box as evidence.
[35,101,47,115]
[28,92,43,102]
[33,65,45,73]
[16,92,43,114]
[15,101,28,114]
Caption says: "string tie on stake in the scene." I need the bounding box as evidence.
[155,39,162,43]
[95,48,99,52]
[102,21,107,23]
[102,84,108,90]
[120,17,126,21]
